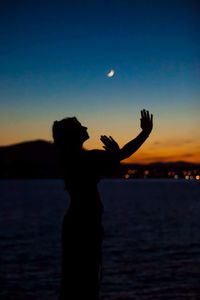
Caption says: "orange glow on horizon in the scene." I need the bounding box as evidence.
[0,129,199,164]
[123,152,200,164]
[122,147,200,164]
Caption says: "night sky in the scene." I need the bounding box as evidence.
[0,0,199,163]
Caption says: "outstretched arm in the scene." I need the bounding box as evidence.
[100,109,153,161]
[119,109,153,160]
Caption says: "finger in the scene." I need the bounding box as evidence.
[109,136,116,142]
[101,135,108,142]
[100,137,108,144]
[110,137,119,146]
[106,135,113,141]
[146,110,150,119]
[103,135,110,140]
[104,136,112,144]
[102,136,112,146]
[144,109,148,118]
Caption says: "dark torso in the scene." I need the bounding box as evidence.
[59,149,119,300]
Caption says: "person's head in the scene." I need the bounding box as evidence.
[52,117,89,150]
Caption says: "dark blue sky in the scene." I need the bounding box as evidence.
[1,0,199,77]
[0,0,199,162]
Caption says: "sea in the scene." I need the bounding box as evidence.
[0,179,200,300]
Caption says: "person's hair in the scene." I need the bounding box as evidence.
[52,117,81,148]
[52,117,82,184]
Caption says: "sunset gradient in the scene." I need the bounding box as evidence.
[0,0,199,163]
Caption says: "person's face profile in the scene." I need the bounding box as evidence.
[79,124,89,141]
[69,120,89,142]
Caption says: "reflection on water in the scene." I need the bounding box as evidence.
[0,179,200,300]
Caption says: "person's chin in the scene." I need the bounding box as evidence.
[84,133,89,141]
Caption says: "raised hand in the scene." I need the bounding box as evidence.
[140,109,153,135]
[100,135,120,152]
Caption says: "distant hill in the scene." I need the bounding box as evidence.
[0,140,60,179]
[0,140,199,179]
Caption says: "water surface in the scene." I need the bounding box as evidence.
[0,179,200,299]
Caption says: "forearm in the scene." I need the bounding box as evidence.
[119,130,150,160]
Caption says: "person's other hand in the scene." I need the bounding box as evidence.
[100,135,120,152]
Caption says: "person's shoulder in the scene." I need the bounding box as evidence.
[84,149,120,161]
[89,149,104,154]
[88,149,120,162]
[85,149,105,158]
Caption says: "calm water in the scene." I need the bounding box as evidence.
[0,179,200,300]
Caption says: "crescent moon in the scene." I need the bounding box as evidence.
[107,69,115,78]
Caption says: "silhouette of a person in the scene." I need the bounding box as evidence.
[52,109,153,300]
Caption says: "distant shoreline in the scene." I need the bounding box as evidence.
[0,140,199,179]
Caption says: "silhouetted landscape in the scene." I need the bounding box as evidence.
[0,140,199,179]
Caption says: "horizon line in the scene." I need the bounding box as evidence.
[1,138,200,165]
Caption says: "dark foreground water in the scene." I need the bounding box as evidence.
[0,179,200,300]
